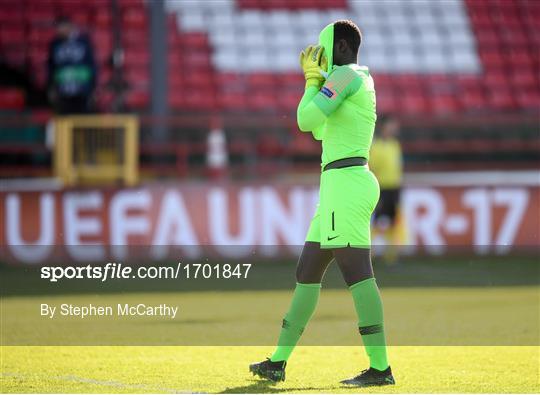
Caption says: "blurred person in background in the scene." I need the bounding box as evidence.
[47,16,96,114]
[369,114,404,264]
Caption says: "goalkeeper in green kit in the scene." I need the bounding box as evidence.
[250,20,394,387]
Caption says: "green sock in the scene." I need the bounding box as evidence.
[270,282,321,362]
[349,278,389,371]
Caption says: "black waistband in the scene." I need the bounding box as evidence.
[323,157,367,171]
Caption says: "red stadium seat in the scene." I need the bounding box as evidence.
[237,0,260,8]
[499,28,529,47]
[215,73,246,92]
[486,88,516,110]
[510,68,537,88]
[238,0,346,9]
[469,12,493,28]
[123,48,150,68]
[0,0,23,11]
[95,44,112,65]
[2,48,26,68]
[183,51,211,69]
[456,74,482,89]
[122,8,147,29]
[397,89,429,115]
[95,89,114,111]
[248,91,277,111]
[117,0,145,8]
[527,25,540,46]
[393,74,423,90]
[168,31,184,48]
[33,69,47,88]
[0,26,25,47]
[168,72,183,88]
[461,90,488,112]
[247,73,276,89]
[27,48,48,70]
[26,8,56,25]
[257,134,283,158]
[169,91,184,109]
[95,9,112,27]
[28,27,56,47]
[484,71,507,89]
[277,91,301,112]
[97,69,112,86]
[124,66,149,89]
[1,0,538,119]
[289,134,320,155]
[371,73,392,87]
[184,89,216,111]
[0,9,24,25]
[475,29,500,47]
[514,89,540,110]
[240,0,287,9]
[69,11,91,27]
[184,71,214,92]
[181,33,208,49]
[425,74,453,96]
[168,52,183,70]
[278,73,304,91]
[0,88,25,110]
[219,91,247,111]
[55,0,91,10]
[506,50,534,68]
[468,0,540,114]
[122,29,149,47]
[432,94,460,115]
[125,90,149,110]
[480,50,505,69]
[492,12,521,28]
[375,89,398,114]
[92,30,112,48]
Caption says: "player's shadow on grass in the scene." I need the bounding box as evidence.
[220,380,334,393]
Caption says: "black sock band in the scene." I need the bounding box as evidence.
[282,319,304,335]
[359,324,383,335]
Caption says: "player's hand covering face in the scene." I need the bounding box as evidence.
[299,45,327,88]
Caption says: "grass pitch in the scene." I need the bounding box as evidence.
[1,258,538,393]
[1,345,538,393]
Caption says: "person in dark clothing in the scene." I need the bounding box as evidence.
[47,17,97,114]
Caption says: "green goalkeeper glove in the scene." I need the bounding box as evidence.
[299,45,327,89]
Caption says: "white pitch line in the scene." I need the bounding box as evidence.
[2,371,203,394]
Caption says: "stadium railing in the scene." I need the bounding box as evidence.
[0,111,538,181]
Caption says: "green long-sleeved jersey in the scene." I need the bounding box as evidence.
[297,64,377,167]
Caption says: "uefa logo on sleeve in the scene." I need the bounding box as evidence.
[321,82,337,99]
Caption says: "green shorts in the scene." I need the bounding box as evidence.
[305,165,380,248]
